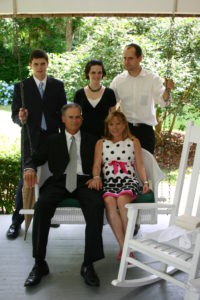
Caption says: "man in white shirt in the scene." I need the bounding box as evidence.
[110,43,174,154]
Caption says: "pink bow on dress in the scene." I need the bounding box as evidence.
[108,161,128,175]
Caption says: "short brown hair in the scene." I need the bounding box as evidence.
[104,111,133,140]
[61,103,82,116]
[85,59,106,79]
[29,49,49,63]
[125,43,142,58]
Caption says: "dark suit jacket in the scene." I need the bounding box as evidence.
[25,131,98,181]
[11,75,67,161]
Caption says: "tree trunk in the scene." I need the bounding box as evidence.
[169,114,177,134]
[155,109,163,137]
[66,18,73,51]
[155,109,166,145]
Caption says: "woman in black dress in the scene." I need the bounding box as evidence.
[74,59,116,138]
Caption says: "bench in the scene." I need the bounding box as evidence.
[20,148,165,226]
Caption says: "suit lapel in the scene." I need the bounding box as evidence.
[43,76,51,100]
[29,75,50,100]
[53,132,69,176]
[60,131,69,161]
[80,131,86,160]
[29,76,41,99]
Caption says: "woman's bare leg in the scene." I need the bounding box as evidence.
[117,195,133,233]
[104,196,125,251]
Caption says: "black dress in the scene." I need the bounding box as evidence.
[74,87,116,138]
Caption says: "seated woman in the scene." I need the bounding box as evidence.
[74,59,116,138]
[88,111,149,260]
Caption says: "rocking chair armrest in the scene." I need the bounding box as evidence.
[125,203,175,210]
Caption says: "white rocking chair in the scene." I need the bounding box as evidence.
[112,120,200,300]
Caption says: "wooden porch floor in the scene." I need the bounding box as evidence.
[0,215,185,300]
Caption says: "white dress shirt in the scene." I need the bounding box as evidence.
[110,69,166,126]
[65,130,85,175]
[33,75,47,91]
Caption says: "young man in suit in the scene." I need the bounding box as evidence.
[7,49,67,239]
[23,103,104,287]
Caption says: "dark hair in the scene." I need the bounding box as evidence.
[61,103,82,116]
[104,111,133,141]
[29,49,49,63]
[85,59,106,79]
[125,43,142,58]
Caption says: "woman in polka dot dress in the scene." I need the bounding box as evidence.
[88,111,149,260]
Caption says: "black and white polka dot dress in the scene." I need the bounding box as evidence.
[102,138,142,199]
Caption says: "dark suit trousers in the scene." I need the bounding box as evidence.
[128,123,155,154]
[32,175,104,265]
[12,166,24,226]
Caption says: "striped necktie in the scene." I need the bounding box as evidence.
[39,81,47,130]
[65,136,77,192]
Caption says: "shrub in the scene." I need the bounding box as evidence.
[0,46,29,83]
[0,80,14,105]
[0,137,20,214]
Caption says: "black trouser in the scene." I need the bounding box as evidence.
[33,175,104,265]
[12,168,24,226]
[128,123,155,154]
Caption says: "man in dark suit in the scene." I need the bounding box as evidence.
[7,49,67,239]
[23,103,104,287]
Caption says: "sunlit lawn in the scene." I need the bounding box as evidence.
[0,105,20,153]
[0,105,11,112]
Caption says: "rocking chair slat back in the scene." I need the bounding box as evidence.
[170,120,200,224]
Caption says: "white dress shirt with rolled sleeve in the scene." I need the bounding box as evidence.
[110,69,166,126]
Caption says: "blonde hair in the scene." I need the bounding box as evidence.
[104,111,133,140]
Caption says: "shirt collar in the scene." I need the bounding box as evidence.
[65,129,81,141]
[33,75,47,87]
[138,68,147,77]
[125,67,147,78]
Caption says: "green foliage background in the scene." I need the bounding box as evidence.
[0,17,200,213]
[46,17,200,133]
[1,17,200,132]
[0,136,20,214]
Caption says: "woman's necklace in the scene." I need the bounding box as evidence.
[88,85,102,92]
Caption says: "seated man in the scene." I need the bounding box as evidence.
[23,103,104,287]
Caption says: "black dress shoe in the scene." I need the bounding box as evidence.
[24,262,49,287]
[6,224,21,239]
[50,224,60,228]
[80,263,100,287]
[133,224,140,236]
